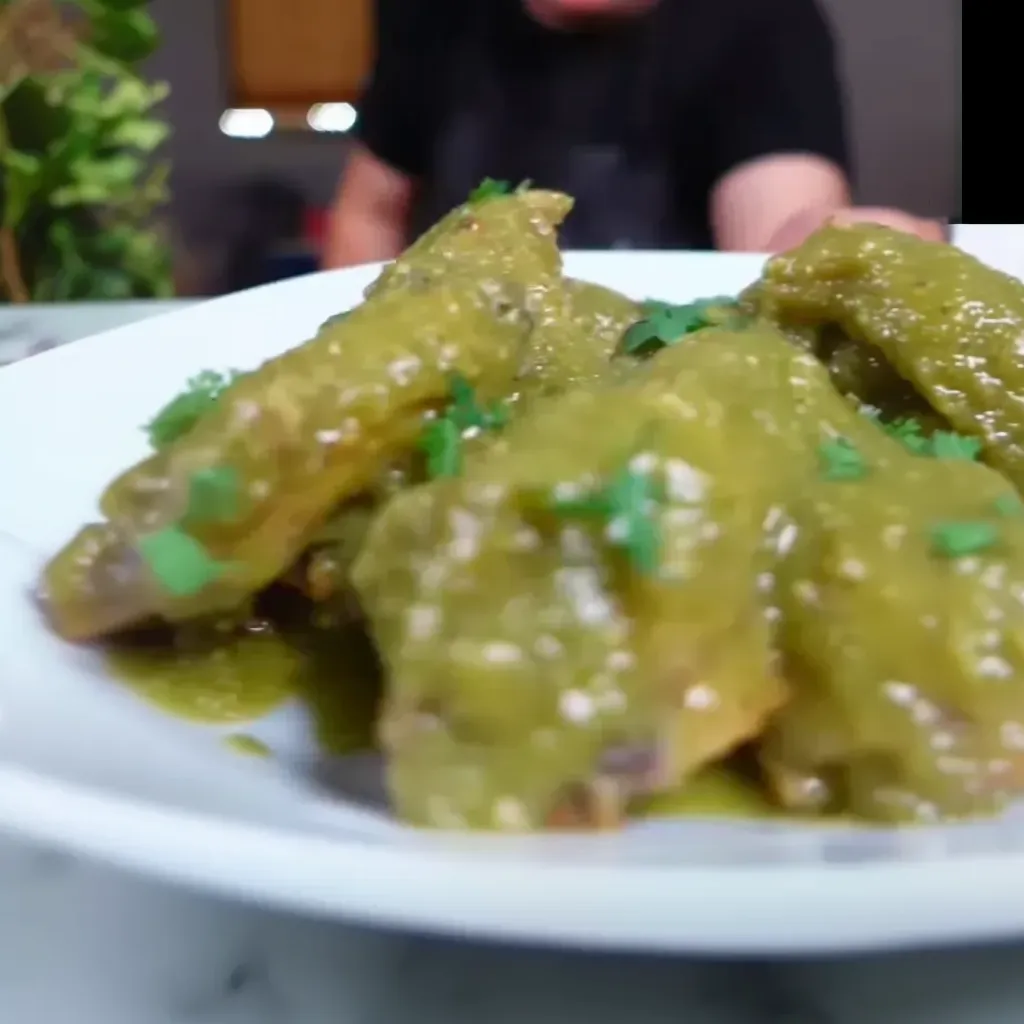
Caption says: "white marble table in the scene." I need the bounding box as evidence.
[6,835,1024,1024]
[7,237,1024,1023]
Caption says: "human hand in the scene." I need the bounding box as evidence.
[766,205,947,252]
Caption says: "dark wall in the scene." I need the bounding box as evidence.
[147,0,958,252]
[145,0,350,252]
[821,0,959,217]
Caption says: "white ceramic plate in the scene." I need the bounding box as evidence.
[4,251,1024,956]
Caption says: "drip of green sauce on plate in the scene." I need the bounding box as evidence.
[104,615,383,756]
[106,631,303,723]
[290,621,383,755]
[225,734,272,757]
[633,768,773,819]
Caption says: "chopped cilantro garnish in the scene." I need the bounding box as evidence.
[144,369,246,450]
[419,417,462,478]
[930,520,1000,558]
[140,466,241,599]
[928,431,982,461]
[606,507,661,575]
[448,373,509,432]
[865,411,982,461]
[551,460,663,574]
[466,177,533,203]
[468,178,511,203]
[621,295,740,357]
[419,376,509,478]
[994,494,1023,517]
[819,437,867,481]
[184,466,241,524]
[883,417,929,454]
[139,526,225,597]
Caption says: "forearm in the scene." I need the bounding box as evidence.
[710,154,945,253]
[321,144,415,269]
[322,204,406,269]
[710,154,850,252]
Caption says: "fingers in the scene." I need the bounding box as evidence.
[763,205,838,252]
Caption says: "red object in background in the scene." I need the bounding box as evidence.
[304,208,328,252]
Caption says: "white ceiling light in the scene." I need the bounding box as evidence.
[307,102,358,133]
[218,108,275,139]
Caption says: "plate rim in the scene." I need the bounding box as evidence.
[4,759,1024,955]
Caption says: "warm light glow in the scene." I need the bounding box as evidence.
[307,102,358,133]
[218,108,274,139]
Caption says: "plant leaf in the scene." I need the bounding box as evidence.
[106,115,169,151]
[84,0,152,11]
[95,76,168,119]
[88,7,160,63]
[51,151,145,206]
[0,148,42,227]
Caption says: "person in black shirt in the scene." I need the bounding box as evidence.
[324,0,943,266]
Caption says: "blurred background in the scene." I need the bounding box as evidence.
[0,0,959,302]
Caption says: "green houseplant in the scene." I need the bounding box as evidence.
[0,0,173,303]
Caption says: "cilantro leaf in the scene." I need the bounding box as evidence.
[819,437,868,481]
[184,466,241,524]
[867,412,982,461]
[615,510,661,576]
[620,319,664,356]
[448,374,480,429]
[418,376,510,478]
[621,295,741,357]
[995,494,1023,517]
[144,369,246,450]
[139,527,225,597]
[136,467,240,597]
[930,521,1000,558]
[468,178,513,203]
[551,490,613,519]
[928,431,982,461]
[551,462,663,574]
[447,373,509,432]
[419,417,463,478]
[882,417,929,454]
[467,177,534,204]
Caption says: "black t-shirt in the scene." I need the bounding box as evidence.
[355,0,850,248]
